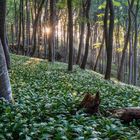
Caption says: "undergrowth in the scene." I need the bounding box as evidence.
[0,54,140,139]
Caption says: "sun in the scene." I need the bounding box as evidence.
[43,26,51,35]
[45,27,51,34]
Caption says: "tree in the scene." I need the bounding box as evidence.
[5,0,140,86]
[67,0,73,71]
[0,0,11,69]
[31,0,46,56]
[94,31,105,71]
[133,0,140,85]
[25,0,31,55]
[17,0,22,54]
[80,0,91,69]
[117,0,134,81]
[104,0,114,80]
[48,0,56,62]
[76,0,85,65]
[0,0,12,101]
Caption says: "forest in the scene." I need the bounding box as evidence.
[1,0,140,139]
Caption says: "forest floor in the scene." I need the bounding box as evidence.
[1,54,140,139]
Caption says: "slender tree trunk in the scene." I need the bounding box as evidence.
[17,0,22,54]
[44,0,48,59]
[117,0,134,81]
[21,0,25,55]
[11,24,14,46]
[116,22,120,71]
[80,0,91,69]
[14,0,18,45]
[76,0,85,65]
[48,0,55,62]
[133,0,140,85]
[104,0,114,80]
[67,0,73,71]
[76,20,85,65]
[31,0,45,56]
[94,31,105,71]
[128,36,133,84]
[25,0,31,55]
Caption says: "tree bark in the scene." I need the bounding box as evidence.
[0,0,10,69]
[21,0,25,55]
[79,92,100,115]
[17,0,22,54]
[25,0,31,55]
[80,0,91,69]
[94,32,105,71]
[67,0,73,71]
[14,0,18,45]
[109,108,140,123]
[128,36,133,84]
[133,0,140,85]
[0,0,12,101]
[76,0,85,65]
[48,0,56,62]
[31,0,45,56]
[117,0,134,81]
[104,0,114,80]
[0,40,12,101]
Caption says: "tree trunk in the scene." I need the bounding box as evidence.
[0,40,12,101]
[48,0,55,62]
[76,0,85,65]
[21,0,25,55]
[0,0,10,69]
[128,36,133,84]
[133,0,140,85]
[14,0,18,45]
[117,0,134,81]
[0,0,12,101]
[17,0,22,54]
[25,0,31,55]
[11,24,14,47]
[94,32,105,71]
[80,0,91,69]
[104,0,114,80]
[31,0,45,56]
[67,0,73,71]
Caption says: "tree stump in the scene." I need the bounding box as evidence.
[79,92,100,115]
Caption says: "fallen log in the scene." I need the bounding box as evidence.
[80,92,140,123]
[109,108,140,123]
